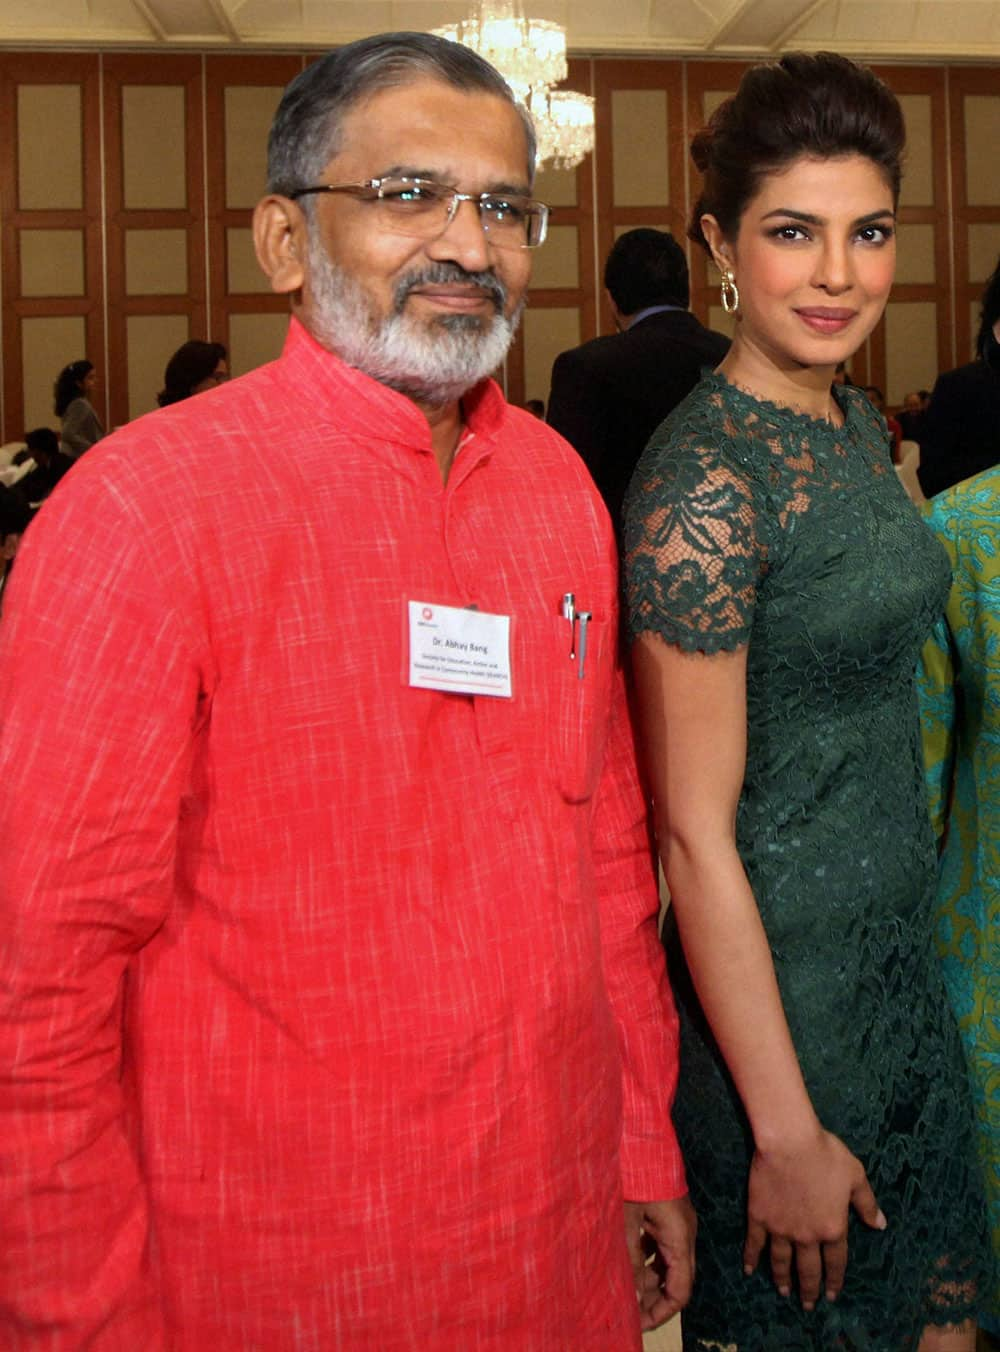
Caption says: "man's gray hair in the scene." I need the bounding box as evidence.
[267,31,537,197]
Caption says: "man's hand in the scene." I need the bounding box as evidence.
[624,1195,697,1331]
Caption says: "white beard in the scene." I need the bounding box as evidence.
[305,235,523,406]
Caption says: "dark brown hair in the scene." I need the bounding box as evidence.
[688,52,905,254]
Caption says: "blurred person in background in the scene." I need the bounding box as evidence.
[919,471,1000,1349]
[918,256,1000,497]
[547,227,728,537]
[157,340,229,406]
[15,428,72,507]
[53,358,104,458]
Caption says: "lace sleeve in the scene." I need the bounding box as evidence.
[624,438,762,654]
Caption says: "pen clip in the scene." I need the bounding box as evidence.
[562,591,576,658]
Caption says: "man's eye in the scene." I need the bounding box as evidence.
[383,183,441,207]
[484,197,526,222]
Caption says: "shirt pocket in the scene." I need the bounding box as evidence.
[538,613,613,803]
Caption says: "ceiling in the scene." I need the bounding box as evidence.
[0,0,998,61]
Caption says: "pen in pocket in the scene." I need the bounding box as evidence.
[576,612,592,680]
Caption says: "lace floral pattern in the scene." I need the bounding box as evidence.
[624,375,995,1350]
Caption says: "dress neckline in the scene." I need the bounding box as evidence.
[704,369,854,437]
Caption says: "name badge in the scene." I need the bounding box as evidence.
[408,600,512,698]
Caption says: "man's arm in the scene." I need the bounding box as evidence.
[0,468,204,1346]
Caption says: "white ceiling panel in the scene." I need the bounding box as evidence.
[0,0,996,57]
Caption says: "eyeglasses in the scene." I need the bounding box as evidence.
[288,176,549,250]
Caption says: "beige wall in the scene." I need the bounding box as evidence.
[1,52,998,434]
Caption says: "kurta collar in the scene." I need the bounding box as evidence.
[278,317,510,464]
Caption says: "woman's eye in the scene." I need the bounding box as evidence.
[771,225,808,242]
[857,225,894,245]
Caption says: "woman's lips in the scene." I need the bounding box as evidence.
[795,308,857,334]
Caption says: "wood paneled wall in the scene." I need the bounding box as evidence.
[0,50,997,441]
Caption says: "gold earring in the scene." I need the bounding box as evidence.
[721,269,739,315]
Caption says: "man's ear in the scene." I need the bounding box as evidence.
[700,213,733,278]
[253,195,307,295]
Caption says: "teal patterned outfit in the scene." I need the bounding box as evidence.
[624,373,993,1350]
[917,468,1000,1338]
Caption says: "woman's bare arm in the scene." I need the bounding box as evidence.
[631,633,885,1308]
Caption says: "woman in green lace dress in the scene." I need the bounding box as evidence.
[624,53,992,1351]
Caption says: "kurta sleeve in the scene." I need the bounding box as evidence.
[590,660,686,1201]
[0,469,206,1346]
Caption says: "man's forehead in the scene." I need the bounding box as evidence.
[328,78,531,184]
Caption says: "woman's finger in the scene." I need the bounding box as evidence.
[822,1237,848,1303]
[795,1241,823,1309]
[769,1235,794,1297]
[743,1219,767,1275]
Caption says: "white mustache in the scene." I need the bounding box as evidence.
[394,264,506,314]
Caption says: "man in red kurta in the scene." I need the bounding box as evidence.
[0,33,691,1350]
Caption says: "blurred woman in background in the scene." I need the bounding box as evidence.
[54,359,103,459]
[157,341,229,407]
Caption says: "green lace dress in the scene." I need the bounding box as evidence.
[624,374,993,1351]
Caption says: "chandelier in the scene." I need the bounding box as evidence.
[432,1,595,172]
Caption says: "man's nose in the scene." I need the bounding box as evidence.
[426,196,492,273]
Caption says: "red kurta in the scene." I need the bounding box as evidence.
[0,320,683,1350]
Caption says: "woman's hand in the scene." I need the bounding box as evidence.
[744,1127,887,1309]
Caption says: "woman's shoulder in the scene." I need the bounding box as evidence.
[640,373,766,482]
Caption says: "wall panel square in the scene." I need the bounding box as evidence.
[611,91,669,206]
[229,312,289,377]
[894,223,937,285]
[227,226,270,294]
[20,229,85,297]
[885,302,938,405]
[125,229,189,295]
[968,224,1000,284]
[225,86,285,209]
[898,95,934,207]
[18,85,83,209]
[529,226,579,291]
[522,307,580,405]
[22,315,86,433]
[534,162,578,208]
[122,86,187,209]
[964,96,1000,206]
[126,314,189,421]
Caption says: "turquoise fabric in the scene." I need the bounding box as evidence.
[918,468,1000,1337]
[625,373,993,1350]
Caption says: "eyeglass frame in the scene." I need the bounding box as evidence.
[287,176,550,250]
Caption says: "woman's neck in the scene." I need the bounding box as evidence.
[717,338,842,425]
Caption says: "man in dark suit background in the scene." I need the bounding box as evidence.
[916,253,1000,498]
[547,228,729,534]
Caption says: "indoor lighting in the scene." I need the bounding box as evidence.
[433,1,595,171]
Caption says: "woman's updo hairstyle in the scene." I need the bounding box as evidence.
[689,52,905,254]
